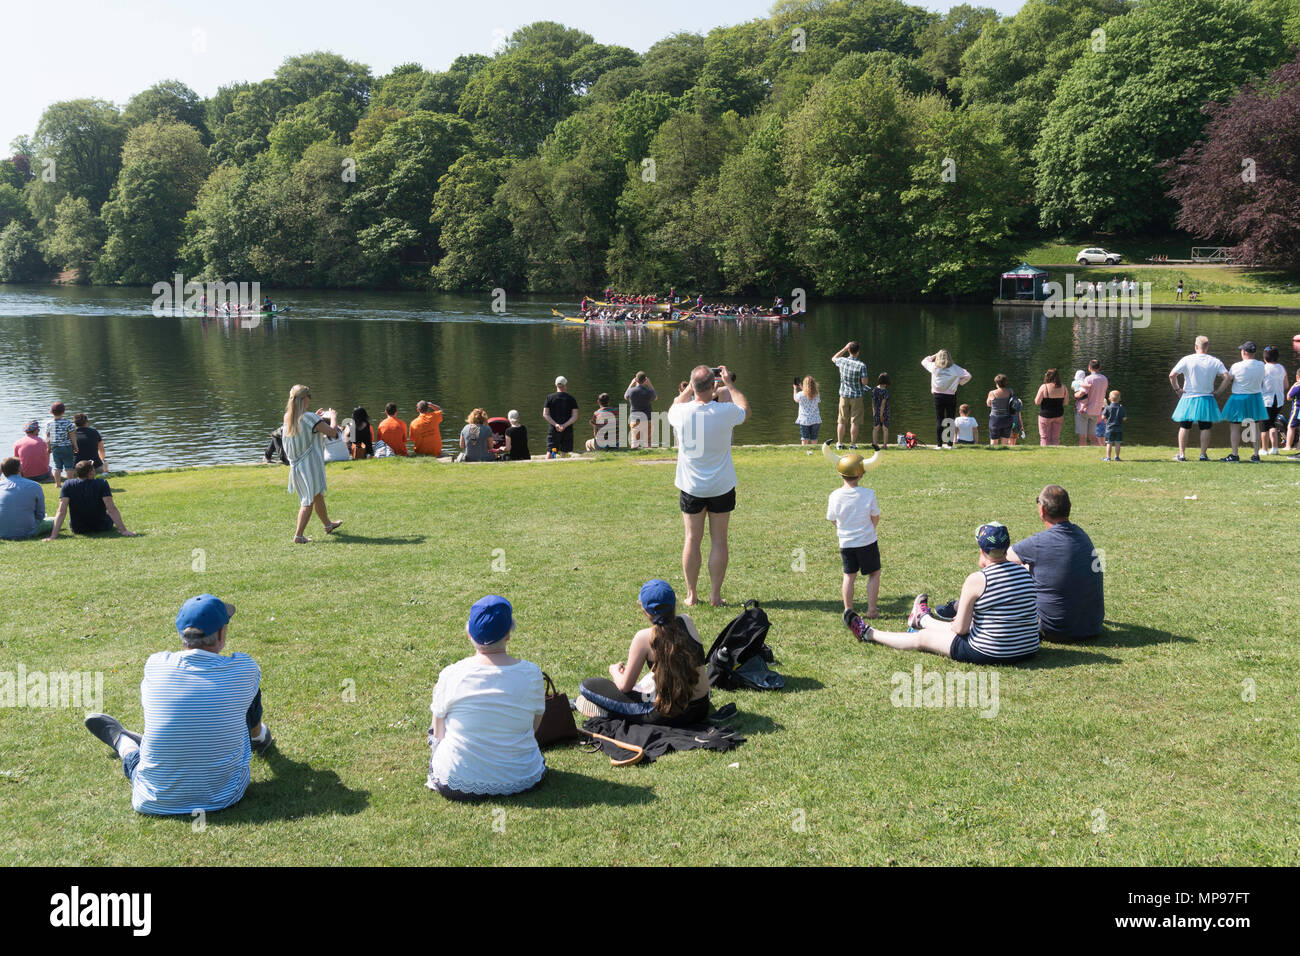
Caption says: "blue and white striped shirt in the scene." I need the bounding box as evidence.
[968,562,1040,658]
[132,649,261,815]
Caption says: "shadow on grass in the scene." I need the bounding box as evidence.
[1096,622,1195,649]
[1019,646,1121,669]
[773,675,824,694]
[493,768,655,807]
[328,532,427,546]
[762,597,913,617]
[217,748,370,823]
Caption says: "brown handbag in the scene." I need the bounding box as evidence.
[535,672,580,748]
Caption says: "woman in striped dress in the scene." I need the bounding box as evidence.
[856,522,1039,663]
[283,384,343,544]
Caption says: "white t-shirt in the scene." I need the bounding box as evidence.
[1229,358,1265,395]
[1262,363,1288,405]
[668,400,747,498]
[922,358,970,395]
[1171,353,1227,397]
[954,415,978,442]
[826,485,880,549]
[427,657,546,795]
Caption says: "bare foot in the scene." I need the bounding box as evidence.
[710,597,728,607]
[684,593,699,607]
[863,609,880,619]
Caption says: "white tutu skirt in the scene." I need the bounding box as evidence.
[1220,394,1268,424]
[1171,394,1221,424]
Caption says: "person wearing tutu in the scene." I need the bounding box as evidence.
[1167,336,1228,461]
[1220,341,1268,462]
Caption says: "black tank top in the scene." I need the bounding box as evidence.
[1039,393,1065,418]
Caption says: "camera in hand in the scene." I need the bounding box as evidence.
[711,367,735,383]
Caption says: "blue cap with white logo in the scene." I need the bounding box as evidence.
[467,595,514,645]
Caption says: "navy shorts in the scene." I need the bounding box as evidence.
[840,541,881,575]
[988,416,1012,440]
[680,487,736,514]
[949,634,1037,665]
[799,423,820,441]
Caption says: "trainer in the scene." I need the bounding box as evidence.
[83,594,272,815]
[1007,485,1104,641]
[668,365,749,607]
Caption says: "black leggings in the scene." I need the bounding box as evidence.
[933,393,958,447]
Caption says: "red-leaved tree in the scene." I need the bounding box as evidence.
[1165,53,1300,270]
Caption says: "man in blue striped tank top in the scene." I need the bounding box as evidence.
[857,523,1039,663]
[83,594,272,815]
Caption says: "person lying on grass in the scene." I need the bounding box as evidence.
[849,522,1039,664]
[576,579,711,726]
[427,595,547,801]
[84,594,271,815]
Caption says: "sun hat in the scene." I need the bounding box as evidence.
[638,580,677,623]
[176,594,236,638]
[467,595,513,645]
[24,420,40,433]
[975,522,1011,553]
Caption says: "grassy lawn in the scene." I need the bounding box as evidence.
[1015,235,1300,308]
[2,447,1296,866]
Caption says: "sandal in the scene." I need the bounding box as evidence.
[325,520,343,534]
[293,536,310,544]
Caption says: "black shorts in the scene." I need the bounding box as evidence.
[949,634,1037,664]
[1267,404,1284,430]
[679,487,736,514]
[1176,420,1214,431]
[547,428,574,453]
[988,416,1012,440]
[840,541,881,575]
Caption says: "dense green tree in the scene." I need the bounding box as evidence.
[639,33,708,97]
[430,154,525,290]
[43,195,102,281]
[25,99,127,230]
[95,120,210,283]
[0,160,26,191]
[1034,0,1287,232]
[272,51,372,114]
[915,4,1000,93]
[0,184,30,231]
[0,221,47,282]
[124,80,209,141]
[458,47,578,155]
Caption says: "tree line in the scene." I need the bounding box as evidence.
[1,0,1298,295]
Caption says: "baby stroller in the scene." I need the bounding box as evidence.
[487,417,510,458]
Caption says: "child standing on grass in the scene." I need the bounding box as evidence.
[793,375,821,445]
[827,453,881,632]
[953,404,978,445]
[1102,390,1126,461]
[871,373,891,451]
[44,401,78,488]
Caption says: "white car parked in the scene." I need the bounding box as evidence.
[1076,247,1123,265]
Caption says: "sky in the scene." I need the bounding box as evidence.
[1,0,1026,150]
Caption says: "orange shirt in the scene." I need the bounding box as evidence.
[409,410,443,456]
[376,416,409,456]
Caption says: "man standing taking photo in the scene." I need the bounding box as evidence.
[668,365,749,607]
[831,342,868,449]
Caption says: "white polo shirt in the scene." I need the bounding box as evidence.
[667,400,747,498]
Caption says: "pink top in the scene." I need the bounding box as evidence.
[1078,372,1109,417]
[13,435,49,479]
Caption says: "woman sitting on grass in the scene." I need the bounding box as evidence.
[860,523,1039,664]
[576,580,711,726]
[427,595,546,800]
[459,408,495,462]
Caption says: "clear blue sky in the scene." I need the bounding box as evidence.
[3,0,1025,150]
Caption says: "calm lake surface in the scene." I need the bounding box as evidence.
[2,284,1297,471]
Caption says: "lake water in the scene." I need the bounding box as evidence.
[2,284,1296,470]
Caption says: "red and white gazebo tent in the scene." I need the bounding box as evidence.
[1000,263,1049,300]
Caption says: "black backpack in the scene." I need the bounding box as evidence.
[706,600,784,691]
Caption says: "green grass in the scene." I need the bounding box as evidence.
[2,448,1297,865]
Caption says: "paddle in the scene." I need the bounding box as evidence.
[578,728,645,767]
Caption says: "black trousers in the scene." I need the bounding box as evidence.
[933,393,958,446]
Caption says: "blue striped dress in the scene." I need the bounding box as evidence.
[968,562,1040,659]
[284,412,327,506]
[131,650,261,815]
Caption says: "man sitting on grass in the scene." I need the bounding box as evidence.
[0,456,51,539]
[43,460,135,540]
[1008,485,1104,642]
[84,594,272,815]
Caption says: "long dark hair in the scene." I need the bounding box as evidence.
[649,607,697,717]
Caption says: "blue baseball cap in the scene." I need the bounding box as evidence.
[976,522,1011,553]
[467,595,513,645]
[175,594,236,638]
[638,579,677,616]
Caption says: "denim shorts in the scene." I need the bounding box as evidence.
[799,423,820,441]
[949,634,1037,665]
[52,446,77,471]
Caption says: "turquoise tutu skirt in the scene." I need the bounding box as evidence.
[1171,394,1222,424]
[1220,393,1268,424]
